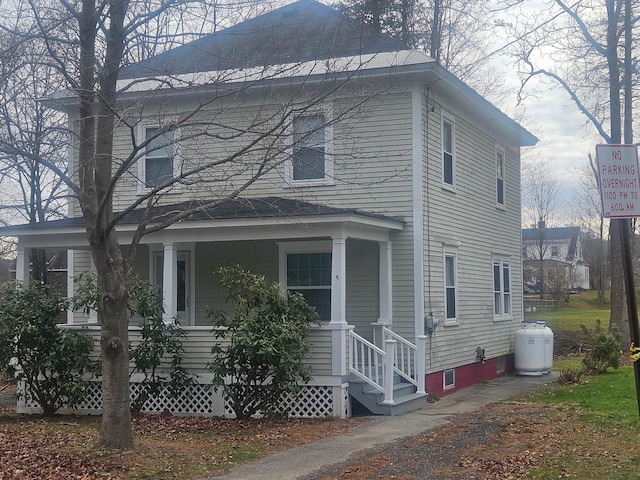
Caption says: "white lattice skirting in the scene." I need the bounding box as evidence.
[16,379,351,419]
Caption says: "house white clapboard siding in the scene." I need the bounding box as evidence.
[2,0,536,417]
[522,226,590,292]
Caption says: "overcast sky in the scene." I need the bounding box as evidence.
[487,0,606,226]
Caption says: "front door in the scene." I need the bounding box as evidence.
[176,251,190,323]
[153,250,191,324]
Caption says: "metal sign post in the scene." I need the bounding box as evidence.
[596,144,640,418]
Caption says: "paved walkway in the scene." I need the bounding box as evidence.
[205,373,557,480]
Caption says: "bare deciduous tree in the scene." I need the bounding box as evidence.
[0,0,393,449]
[522,159,560,299]
[0,24,68,281]
[337,0,512,107]
[505,0,637,347]
[571,158,609,306]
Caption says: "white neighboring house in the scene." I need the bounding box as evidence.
[522,226,590,292]
[1,0,536,417]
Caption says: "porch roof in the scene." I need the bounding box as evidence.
[2,196,405,248]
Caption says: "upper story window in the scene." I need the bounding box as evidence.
[293,114,324,180]
[493,257,512,319]
[287,107,334,186]
[551,246,559,257]
[496,145,505,207]
[139,125,179,192]
[442,115,455,188]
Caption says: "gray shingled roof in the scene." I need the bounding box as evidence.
[522,226,580,261]
[522,226,580,242]
[2,197,402,232]
[120,0,409,80]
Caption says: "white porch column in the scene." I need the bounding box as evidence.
[15,246,29,285]
[162,243,177,323]
[378,241,393,325]
[330,236,347,325]
[330,236,349,378]
[67,250,75,324]
[371,241,393,348]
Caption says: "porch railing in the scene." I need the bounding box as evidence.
[348,328,426,405]
[348,331,385,390]
[383,327,414,385]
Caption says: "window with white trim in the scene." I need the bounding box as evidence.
[496,145,505,206]
[444,369,455,390]
[442,115,454,188]
[288,108,333,185]
[493,257,512,318]
[444,249,457,322]
[140,125,179,191]
[286,251,332,321]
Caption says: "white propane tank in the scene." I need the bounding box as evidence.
[515,321,554,376]
[542,322,554,373]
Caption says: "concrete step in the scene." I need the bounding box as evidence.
[349,375,428,416]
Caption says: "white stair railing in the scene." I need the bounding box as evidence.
[348,330,395,404]
[382,327,427,395]
[349,328,427,405]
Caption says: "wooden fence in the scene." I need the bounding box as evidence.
[523,298,561,312]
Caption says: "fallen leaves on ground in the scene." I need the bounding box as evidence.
[0,403,365,480]
[307,402,640,480]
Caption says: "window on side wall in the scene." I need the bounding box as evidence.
[442,116,454,188]
[444,249,458,323]
[286,251,332,321]
[141,126,177,190]
[496,145,505,207]
[493,257,512,319]
[289,109,333,185]
[444,369,455,390]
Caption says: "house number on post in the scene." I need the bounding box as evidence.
[596,144,640,218]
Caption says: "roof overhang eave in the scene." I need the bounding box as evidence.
[426,64,538,147]
[1,211,405,249]
[43,50,437,111]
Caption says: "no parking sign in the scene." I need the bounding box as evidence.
[596,144,640,218]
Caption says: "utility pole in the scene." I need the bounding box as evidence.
[619,218,640,418]
[596,144,640,418]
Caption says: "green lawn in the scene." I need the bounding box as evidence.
[519,367,640,480]
[524,290,610,331]
[526,366,640,427]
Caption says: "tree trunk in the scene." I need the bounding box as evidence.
[430,0,442,62]
[92,234,133,449]
[597,216,607,306]
[605,0,629,346]
[77,0,132,449]
[29,248,48,285]
[609,220,631,346]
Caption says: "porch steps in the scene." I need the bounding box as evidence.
[349,374,428,416]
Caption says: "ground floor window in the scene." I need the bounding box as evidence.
[496,356,506,374]
[286,251,332,321]
[493,257,512,318]
[444,369,455,390]
[444,248,458,323]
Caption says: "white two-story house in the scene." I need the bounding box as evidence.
[522,226,590,292]
[2,0,536,417]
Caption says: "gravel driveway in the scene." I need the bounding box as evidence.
[300,408,506,480]
[0,387,15,409]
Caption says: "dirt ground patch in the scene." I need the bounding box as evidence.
[0,385,365,480]
[304,401,640,480]
[3,382,640,480]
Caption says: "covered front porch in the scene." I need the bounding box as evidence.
[7,197,426,416]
